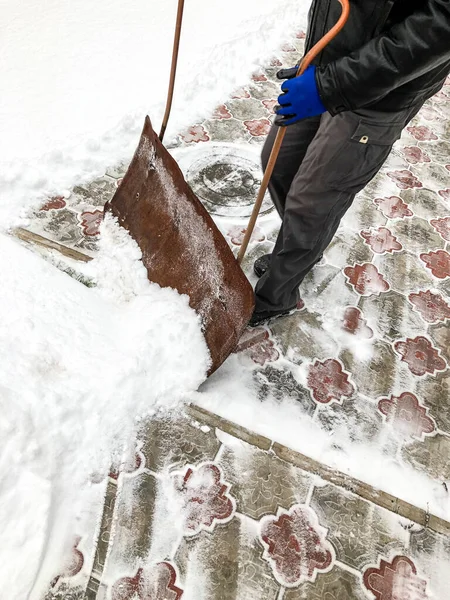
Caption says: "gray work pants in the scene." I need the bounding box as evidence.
[255,104,423,312]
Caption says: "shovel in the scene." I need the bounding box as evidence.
[105,0,350,376]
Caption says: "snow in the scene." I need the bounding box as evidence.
[0,218,210,598]
[0,0,306,227]
[0,1,310,596]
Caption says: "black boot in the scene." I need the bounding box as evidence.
[248,304,298,327]
[253,254,271,278]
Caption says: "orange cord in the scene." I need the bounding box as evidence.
[237,0,351,264]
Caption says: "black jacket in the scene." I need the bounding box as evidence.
[309,0,450,114]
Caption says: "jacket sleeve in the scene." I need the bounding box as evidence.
[316,0,450,114]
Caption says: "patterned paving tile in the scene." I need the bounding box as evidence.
[342,194,388,231]
[103,472,157,569]
[413,163,450,192]
[270,309,339,364]
[428,322,450,363]
[218,441,311,519]
[402,434,450,481]
[362,554,431,600]
[399,187,450,220]
[138,414,220,473]
[35,208,84,245]
[310,485,408,571]
[202,117,251,143]
[378,391,437,443]
[227,97,272,120]
[284,565,366,600]
[391,217,445,254]
[416,372,450,435]
[108,562,184,600]
[417,139,450,164]
[259,504,335,587]
[301,264,359,312]
[246,81,280,102]
[326,230,374,269]
[44,584,85,600]
[340,341,399,399]
[410,528,450,599]
[360,290,427,341]
[375,252,434,296]
[254,365,316,417]
[316,395,385,447]
[70,177,117,209]
[306,358,355,405]
[175,518,280,600]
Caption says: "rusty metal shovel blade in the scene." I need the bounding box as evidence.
[105,116,255,375]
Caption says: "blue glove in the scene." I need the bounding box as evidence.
[275,65,326,126]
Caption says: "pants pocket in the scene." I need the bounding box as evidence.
[328,119,403,192]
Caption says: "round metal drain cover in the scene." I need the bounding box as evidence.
[172,144,273,218]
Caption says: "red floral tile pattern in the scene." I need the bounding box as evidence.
[374,196,413,219]
[430,216,450,241]
[296,30,306,39]
[344,263,390,296]
[307,359,355,404]
[378,392,436,440]
[231,87,251,99]
[174,463,235,536]
[227,225,265,246]
[406,126,438,141]
[420,250,450,279]
[281,43,297,52]
[270,57,283,67]
[361,227,402,254]
[438,189,450,201]
[248,337,280,366]
[244,118,272,137]
[342,307,374,338]
[394,336,447,377]
[181,125,210,144]
[363,556,429,600]
[51,536,84,588]
[212,104,232,120]
[387,170,423,190]
[80,210,103,236]
[112,563,183,600]
[181,125,210,143]
[252,72,268,82]
[40,196,66,211]
[260,505,334,587]
[401,147,431,164]
[409,290,450,323]
[262,99,278,112]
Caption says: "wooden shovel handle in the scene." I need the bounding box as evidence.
[237,0,351,265]
[160,0,185,142]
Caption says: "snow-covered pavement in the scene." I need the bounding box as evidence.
[21,30,450,600]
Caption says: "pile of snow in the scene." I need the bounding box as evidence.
[0,0,308,227]
[0,2,313,596]
[0,216,210,599]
